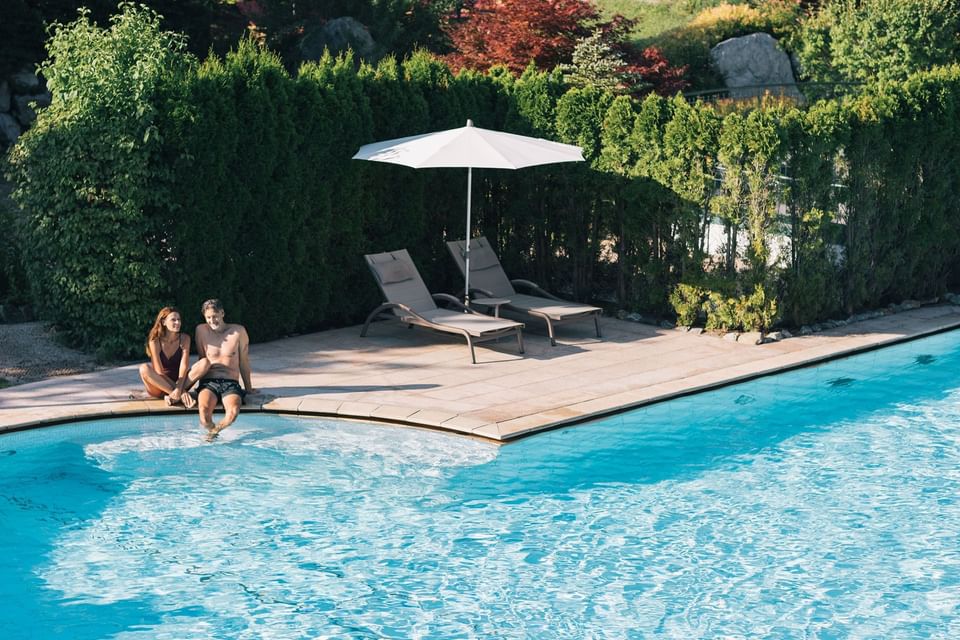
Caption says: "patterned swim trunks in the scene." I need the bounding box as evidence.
[197,378,245,402]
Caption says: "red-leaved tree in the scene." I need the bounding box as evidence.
[602,16,688,96]
[445,2,687,96]
[444,0,599,74]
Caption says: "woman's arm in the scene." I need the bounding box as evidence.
[177,335,191,380]
[148,339,164,375]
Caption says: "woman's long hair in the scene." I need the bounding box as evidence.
[145,307,181,357]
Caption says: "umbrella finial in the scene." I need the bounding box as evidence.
[466,119,473,127]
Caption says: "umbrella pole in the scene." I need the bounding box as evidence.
[464,167,472,308]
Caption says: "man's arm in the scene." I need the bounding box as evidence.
[239,327,254,392]
[195,325,207,357]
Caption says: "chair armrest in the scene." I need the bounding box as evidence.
[469,286,496,299]
[433,293,469,312]
[511,279,563,301]
[388,301,417,315]
[434,293,492,315]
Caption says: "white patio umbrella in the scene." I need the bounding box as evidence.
[352,119,584,305]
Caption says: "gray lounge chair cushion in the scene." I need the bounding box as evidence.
[419,309,523,337]
[465,241,500,271]
[372,258,415,285]
[507,294,600,321]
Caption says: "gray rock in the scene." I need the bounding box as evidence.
[0,81,9,112]
[625,312,643,323]
[0,304,34,324]
[9,69,41,94]
[741,331,763,345]
[767,331,784,342]
[676,325,691,332]
[723,332,739,342]
[852,310,884,322]
[300,16,379,64]
[659,320,676,329]
[799,325,812,336]
[12,92,51,127]
[689,327,704,336]
[0,113,21,144]
[710,33,802,99]
[615,309,628,320]
[779,329,792,339]
[901,300,921,310]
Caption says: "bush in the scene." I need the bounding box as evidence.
[703,283,778,332]
[669,283,708,325]
[797,0,960,84]
[0,198,29,305]
[5,4,190,357]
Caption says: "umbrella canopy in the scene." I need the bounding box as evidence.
[352,120,585,304]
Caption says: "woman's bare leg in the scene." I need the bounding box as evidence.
[169,358,210,407]
[139,363,174,398]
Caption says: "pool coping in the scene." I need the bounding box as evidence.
[2,306,960,443]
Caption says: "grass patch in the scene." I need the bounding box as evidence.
[595,0,698,40]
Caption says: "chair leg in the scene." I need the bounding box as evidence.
[517,329,525,354]
[594,313,602,338]
[466,335,477,364]
[361,304,395,337]
[546,318,557,346]
[360,309,380,337]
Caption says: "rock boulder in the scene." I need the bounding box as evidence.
[9,69,41,94]
[300,17,379,65]
[12,92,51,127]
[710,32,801,99]
[0,113,21,145]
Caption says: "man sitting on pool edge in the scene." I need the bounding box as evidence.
[171,298,256,440]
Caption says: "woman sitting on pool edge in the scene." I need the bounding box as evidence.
[138,306,196,408]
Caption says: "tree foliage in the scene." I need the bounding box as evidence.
[560,28,639,94]
[6,3,960,355]
[444,0,599,74]
[798,0,960,83]
[5,4,192,357]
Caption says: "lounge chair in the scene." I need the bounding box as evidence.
[446,237,602,346]
[362,249,525,364]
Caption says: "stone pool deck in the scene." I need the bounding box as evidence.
[2,305,959,442]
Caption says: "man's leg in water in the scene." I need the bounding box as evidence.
[197,387,218,431]
[206,393,241,440]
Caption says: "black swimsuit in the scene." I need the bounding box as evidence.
[157,337,183,380]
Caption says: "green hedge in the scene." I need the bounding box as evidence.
[5,5,960,355]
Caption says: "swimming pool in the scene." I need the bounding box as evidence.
[2,331,960,638]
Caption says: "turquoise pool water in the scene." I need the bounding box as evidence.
[3,332,960,638]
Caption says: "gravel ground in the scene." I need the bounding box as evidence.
[0,321,104,386]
